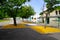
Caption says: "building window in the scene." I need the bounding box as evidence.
[56,11,58,15]
[59,10,60,15]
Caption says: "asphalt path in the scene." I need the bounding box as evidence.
[0,18,60,40]
[0,28,58,40]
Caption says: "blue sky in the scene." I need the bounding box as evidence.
[25,0,46,15]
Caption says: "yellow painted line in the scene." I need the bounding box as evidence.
[29,26,60,34]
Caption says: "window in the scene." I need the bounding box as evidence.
[59,10,60,15]
[56,11,58,15]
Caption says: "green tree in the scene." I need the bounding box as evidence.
[0,0,7,19]
[44,0,60,12]
[3,0,30,26]
[19,5,35,20]
[44,0,60,24]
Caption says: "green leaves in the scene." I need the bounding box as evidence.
[44,0,60,13]
[54,6,60,10]
[0,0,6,4]
[40,0,60,15]
[0,0,31,18]
[2,0,31,18]
[19,5,35,18]
[45,0,56,8]
[8,0,30,6]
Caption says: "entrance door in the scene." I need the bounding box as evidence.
[46,17,49,24]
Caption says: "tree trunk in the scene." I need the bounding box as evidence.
[13,17,17,26]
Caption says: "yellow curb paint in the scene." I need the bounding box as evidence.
[29,26,60,34]
[2,24,27,29]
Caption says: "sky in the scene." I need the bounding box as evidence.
[25,0,47,17]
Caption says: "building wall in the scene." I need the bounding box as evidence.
[43,13,46,17]
[40,10,60,25]
[50,11,56,16]
[50,10,57,24]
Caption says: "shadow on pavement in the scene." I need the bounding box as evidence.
[0,28,58,40]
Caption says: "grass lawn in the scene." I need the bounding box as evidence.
[0,19,9,22]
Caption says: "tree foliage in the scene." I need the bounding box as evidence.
[54,6,60,10]
[3,0,30,17]
[43,0,60,14]
[0,0,30,26]
[19,5,35,19]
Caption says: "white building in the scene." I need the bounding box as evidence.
[39,10,60,25]
[29,15,40,23]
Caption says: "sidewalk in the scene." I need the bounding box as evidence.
[21,21,60,28]
[38,23,60,28]
[48,33,60,40]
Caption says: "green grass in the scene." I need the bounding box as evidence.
[0,20,9,22]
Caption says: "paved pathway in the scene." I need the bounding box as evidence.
[48,33,60,40]
[0,19,60,40]
[0,28,58,40]
[38,23,60,28]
